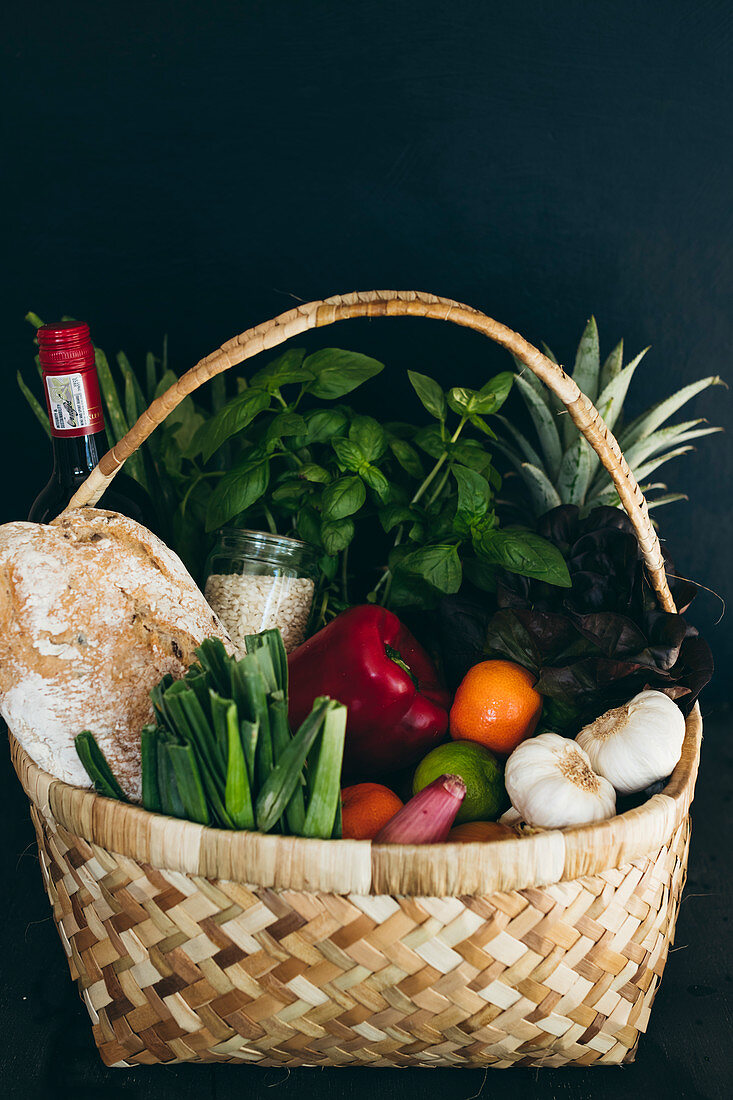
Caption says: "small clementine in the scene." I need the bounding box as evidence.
[450,659,542,755]
[448,821,516,843]
[341,783,404,840]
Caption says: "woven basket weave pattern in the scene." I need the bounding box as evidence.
[29,794,689,1068]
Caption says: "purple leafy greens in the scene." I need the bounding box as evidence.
[482,505,713,733]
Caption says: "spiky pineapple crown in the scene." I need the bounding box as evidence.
[495,318,723,517]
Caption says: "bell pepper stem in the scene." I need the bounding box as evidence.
[385,644,418,688]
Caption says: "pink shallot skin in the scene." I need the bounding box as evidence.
[373,774,466,844]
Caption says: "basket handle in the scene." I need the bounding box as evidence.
[66,289,676,613]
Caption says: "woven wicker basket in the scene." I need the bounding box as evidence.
[7,291,703,1068]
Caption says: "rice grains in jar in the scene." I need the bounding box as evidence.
[204,529,319,655]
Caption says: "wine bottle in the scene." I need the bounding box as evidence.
[28,321,154,526]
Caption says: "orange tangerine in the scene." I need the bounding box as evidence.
[450,659,542,755]
[341,783,404,840]
[448,821,516,843]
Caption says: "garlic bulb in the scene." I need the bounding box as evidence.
[504,733,616,829]
[576,689,685,795]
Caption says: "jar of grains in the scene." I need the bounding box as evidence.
[204,530,319,655]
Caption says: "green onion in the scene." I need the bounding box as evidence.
[75,628,348,842]
[240,719,259,789]
[302,703,347,838]
[74,732,129,802]
[256,698,331,833]
[157,741,186,819]
[224,702,255,829]
[269,692,305,834]
[140,727,161,813]
[168,744,210,826]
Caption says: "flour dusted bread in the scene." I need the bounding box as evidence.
[0,508,232,799]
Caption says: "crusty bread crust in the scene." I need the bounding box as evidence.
[0,508,232,799]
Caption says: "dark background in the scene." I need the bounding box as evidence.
[1,2,731,1097]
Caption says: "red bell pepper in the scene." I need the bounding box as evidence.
[288,605,450,779]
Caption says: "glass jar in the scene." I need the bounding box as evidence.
[204,529,319,655]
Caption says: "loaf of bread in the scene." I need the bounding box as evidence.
[0,508,232,800]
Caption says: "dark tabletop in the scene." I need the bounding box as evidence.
[1,706,731,1100]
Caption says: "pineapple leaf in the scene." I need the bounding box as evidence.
[17,371,51,438]
[514,373,563,480]
[537,343,566,415]
[556,434,594,505]
[494,415,543,468]
[619,376,724,449]
[511,355,547,400]
[646,492,689,510]
[599,339,624,392]
[587,480,669,510]
[623,420,723,471]
[596,347,649,434]
[116,351,148,424]
[515,461,562,515]
[493,439,525,471]
[565,317,600,445]
[585,347,650,488]
[629,445,695,485]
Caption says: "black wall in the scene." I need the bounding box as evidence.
[2,1,731,701]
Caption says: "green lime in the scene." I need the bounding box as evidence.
[412,740,507,824]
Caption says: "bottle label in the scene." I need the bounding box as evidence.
[45,370,104,438]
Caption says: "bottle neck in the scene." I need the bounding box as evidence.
[50,429,106,480]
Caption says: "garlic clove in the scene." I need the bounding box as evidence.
[576,689,686,795]
[504,733,616,829]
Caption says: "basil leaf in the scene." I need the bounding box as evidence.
[199,389,271,462]
[266,410,307,443]
[389,438,424,478]
[361,465,390,500]
[321,516,355,554]
[319,552,339,580]
[296,507,322,546]
[462,556,499,592]
[414,425,444,458]
[205,459,270,531]
[271,479,307,504]
[249,348,308,392]
[471,371,514,414]
[477,529,572,587]
[299,463,331,484]
[407,370,446,420]
[397,543,462,594]
[349,415,387,462]
[305,349,384,399]
[453,466,491,518]
[321,475,366,520]
[447,373,514,419]
[304,408,350,443]
[450,441,493,472]
[379,504,414,532]
[469,415,497,439]
[447,387,475,415]
[332,438,365,470]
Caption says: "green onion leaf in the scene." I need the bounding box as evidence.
[168,744,210,826]
[256,698,331,833]
[302,703,347,838]
[74,732,129,802]
[140,726,161,813]
[224,702,255,829]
